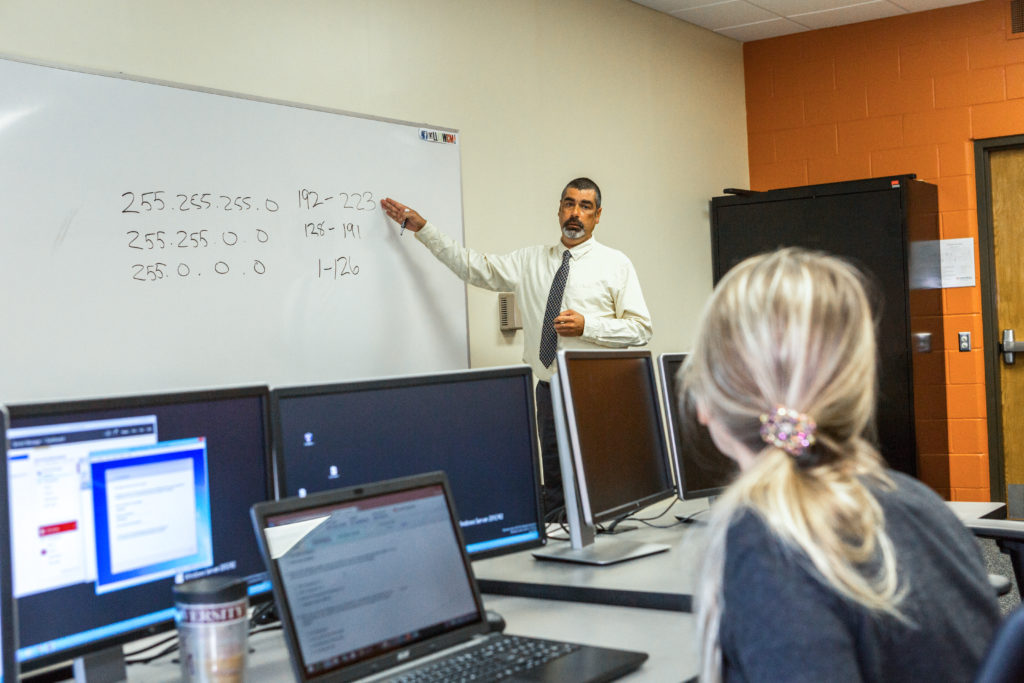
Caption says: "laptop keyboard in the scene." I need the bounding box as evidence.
[389,634,582,682]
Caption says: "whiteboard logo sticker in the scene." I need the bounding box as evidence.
[419,128,457,144]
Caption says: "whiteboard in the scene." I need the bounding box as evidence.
[0,57,469,403]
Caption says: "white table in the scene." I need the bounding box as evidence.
[113,595,697,682]
[475,498,708,612]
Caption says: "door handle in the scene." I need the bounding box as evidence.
[1001,329,1024,364]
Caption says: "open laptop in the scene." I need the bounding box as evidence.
[251,471,648,682]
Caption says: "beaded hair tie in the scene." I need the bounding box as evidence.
[759,405,817,457]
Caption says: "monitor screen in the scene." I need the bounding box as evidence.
[271,366,544,559]
[658,353,736,499]
[5,386,273,671]
[556,350,675,524]
[0,408,17,683]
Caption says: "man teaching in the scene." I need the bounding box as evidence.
[382,178,652,515]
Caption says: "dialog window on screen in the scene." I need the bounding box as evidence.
[7,416,158,596]
[7,419,214,598]
[89,438,213,594]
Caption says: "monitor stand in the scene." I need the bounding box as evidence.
[73,645,127,683]
[532,503,669,565]
[532,536,670,566]
[532,377,669,566]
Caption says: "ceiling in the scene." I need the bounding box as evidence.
[632,0,979,41]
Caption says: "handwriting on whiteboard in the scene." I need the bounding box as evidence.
[120,188,377,282]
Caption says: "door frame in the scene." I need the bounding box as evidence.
[975,134,1024,502]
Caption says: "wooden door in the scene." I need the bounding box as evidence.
[992,146,1024,512]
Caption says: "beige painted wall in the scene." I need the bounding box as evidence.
[0,0,747,376]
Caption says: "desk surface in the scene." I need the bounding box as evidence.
[947,500,1006,520]
[475,498,1007,613]
[112,595,696,682]
[45,496,996,681]
[475,498,708,612]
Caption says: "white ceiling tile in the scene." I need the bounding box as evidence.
[748,0,877,16]
[889,0,976,11]
[675,0,779,29]
[790,0,907,29]
[631,0,713,12]
[631,0,982,40]
[716,17,812,40]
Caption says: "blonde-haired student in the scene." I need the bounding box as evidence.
[682,247,1000,682]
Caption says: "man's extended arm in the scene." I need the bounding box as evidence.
[414,223,520,292]
[382,197,520,292]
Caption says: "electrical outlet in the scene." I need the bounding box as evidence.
[958,332,971,352]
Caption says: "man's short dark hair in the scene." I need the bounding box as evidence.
[561,177,602,209]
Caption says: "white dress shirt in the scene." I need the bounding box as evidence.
[415,222,653,382]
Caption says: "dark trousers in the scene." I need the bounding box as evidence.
[535,380,564,515]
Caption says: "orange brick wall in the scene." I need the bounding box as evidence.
[743,0,1024,501]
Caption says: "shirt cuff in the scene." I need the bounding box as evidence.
[415,221,440,243]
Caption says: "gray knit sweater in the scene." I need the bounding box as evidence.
[720,471,1001,682]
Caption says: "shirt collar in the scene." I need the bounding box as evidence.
[557,237,597,259]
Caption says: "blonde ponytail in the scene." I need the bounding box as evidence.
[682,248,905,682]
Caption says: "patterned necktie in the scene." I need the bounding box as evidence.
[539,249,572,368]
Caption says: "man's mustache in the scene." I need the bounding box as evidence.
[563,219,583,229]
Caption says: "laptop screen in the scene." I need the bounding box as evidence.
[254,475,486,680]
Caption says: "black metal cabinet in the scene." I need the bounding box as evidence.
[710,175,943,477]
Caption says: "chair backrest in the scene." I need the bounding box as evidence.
[975,604,1024,683]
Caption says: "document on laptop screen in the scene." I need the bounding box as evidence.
[265,486,479,669]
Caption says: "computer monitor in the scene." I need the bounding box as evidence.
[534,350,675,565]
[0,408,18,683]
[657,353,737,502]
[270,365,545,559]
[5,386,273,675]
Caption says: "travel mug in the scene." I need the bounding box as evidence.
[174,576,249,682]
